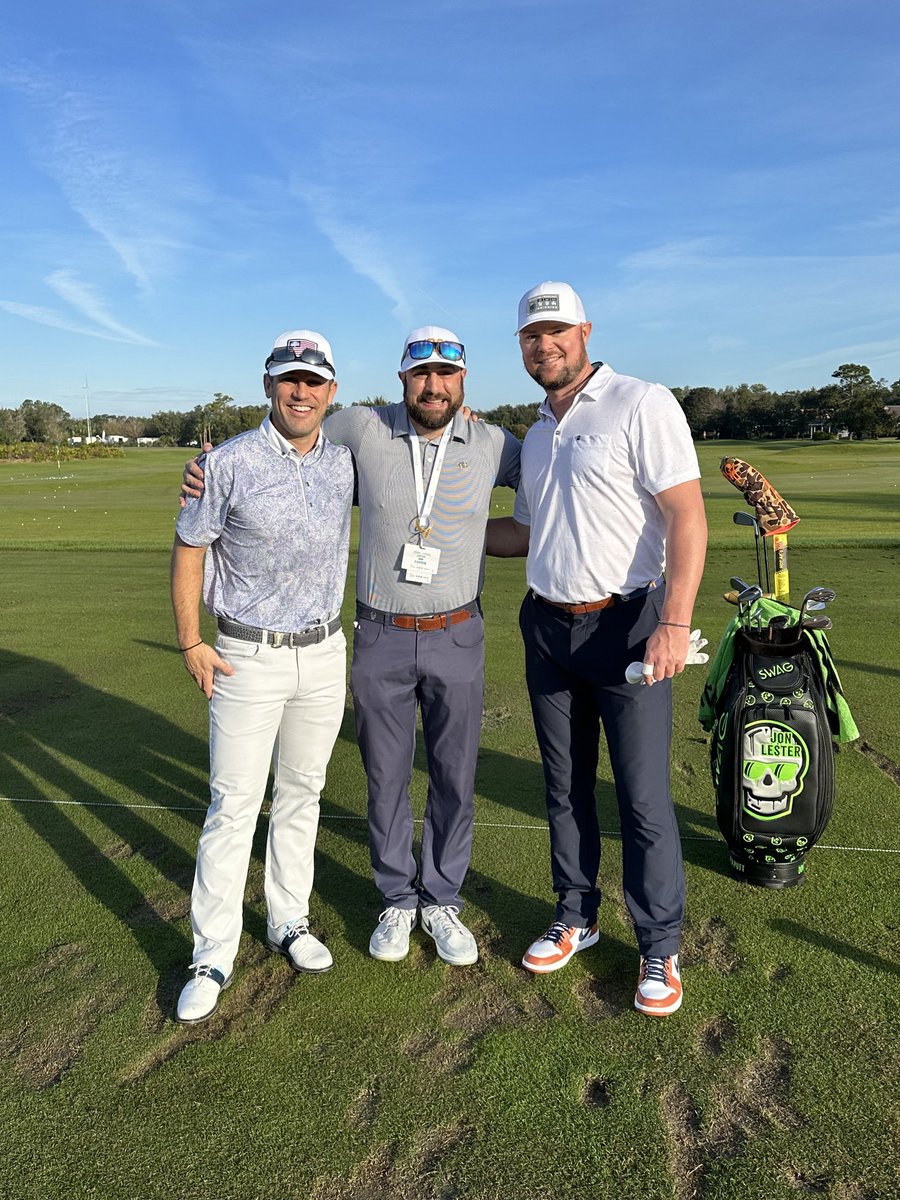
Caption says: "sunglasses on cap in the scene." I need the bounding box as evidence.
[404,340,465,365]
[267,345,335,373]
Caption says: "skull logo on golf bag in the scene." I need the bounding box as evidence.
[741,722,808,818]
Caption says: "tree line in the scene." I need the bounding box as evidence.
[477,365,900,441]
[1,365,897,447]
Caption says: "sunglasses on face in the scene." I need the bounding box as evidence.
[267,345,334,373]
[404,340,465,365]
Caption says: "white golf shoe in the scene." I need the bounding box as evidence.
[175,964,233,1024]
[369,907,417,961]
[266,917,333,973]
[420,904,478,966]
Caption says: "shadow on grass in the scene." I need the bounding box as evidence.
[0,650,209,972]
[836,659,900,680]
[769,917,900,978]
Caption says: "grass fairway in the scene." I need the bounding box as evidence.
[0,442,898,1200]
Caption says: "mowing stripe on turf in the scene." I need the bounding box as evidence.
[2,795,898,854]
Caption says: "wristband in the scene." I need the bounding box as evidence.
[180,640,203,652]
[658,621,690,628]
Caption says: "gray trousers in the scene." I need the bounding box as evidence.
[520,589,685,957]
[350,607,485,911]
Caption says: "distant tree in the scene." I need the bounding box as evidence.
[235,403,269,431]
[0,406,26,442]
[831,364,892,438]
[831,363,873,399]
[352,396,389,407]
[146,409,190,443]
[20,398,69,443]
[680,387,723,437]
[203,393,239,443]
[478,403,540,433]
[768,394,804,439]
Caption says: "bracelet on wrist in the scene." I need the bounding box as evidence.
[180,640,204,652]
[658,621,690,629]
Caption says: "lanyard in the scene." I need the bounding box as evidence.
[410,424,452,540]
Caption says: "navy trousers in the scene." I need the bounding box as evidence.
[520,589,685,957]
[350,608,485,911]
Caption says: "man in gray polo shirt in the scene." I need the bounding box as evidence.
[182,326,520,968]
[327,326,520,965]
[171,329,353,1023]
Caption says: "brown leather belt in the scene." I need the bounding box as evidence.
[535,595,614,614]
[356,602,478,632]
[533,577,663,616]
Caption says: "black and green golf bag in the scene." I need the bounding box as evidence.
[701,600,858,887]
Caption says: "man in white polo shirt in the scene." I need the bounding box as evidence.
[171,329,353,1023]
[488,283,707,1016]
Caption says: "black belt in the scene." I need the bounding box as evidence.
[533,576,663,615]
[217,615,342,648]
[356,600,480,632]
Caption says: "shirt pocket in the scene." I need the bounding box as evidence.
[565,434,611,488]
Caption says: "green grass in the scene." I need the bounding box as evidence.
[0,442,898,1199]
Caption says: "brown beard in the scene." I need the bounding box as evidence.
[529,347,591,392]
[404,379,465,430]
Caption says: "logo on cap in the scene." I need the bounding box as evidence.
[528,295,560,315]
[286,338,317,357]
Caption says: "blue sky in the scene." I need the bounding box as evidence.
[1,0,898,417]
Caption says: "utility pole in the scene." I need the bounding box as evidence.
[83,377,93,442]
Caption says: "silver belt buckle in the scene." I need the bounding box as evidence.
[270,631,285,648]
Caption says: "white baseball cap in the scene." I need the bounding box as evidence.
[266,330,335,381]
[516,282,587,334]
[400,325,466,374]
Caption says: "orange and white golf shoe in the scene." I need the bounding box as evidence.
[522,921,599,974]
[634,953,683,1016]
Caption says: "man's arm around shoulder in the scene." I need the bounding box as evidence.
[486,515,530,558]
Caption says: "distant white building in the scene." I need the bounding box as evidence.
[106,434,129,444]
[136,436,161,446]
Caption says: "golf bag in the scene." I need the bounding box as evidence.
[709,624,834,887]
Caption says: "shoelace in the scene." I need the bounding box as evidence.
[427,905,463,932]
[282,918,309,939]
[641,956,669,985]
[377,908,410,928]
[190,964,220,982]
[540,921,572,947]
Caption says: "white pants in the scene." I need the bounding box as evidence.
[189,629,346,974]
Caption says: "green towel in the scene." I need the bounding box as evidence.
[698,598,859,743]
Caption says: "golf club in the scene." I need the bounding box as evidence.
[801,586,836,614]
[801,615,833,631]
[732,511,770,593]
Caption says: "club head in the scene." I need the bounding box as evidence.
[802,586,836,611]
[801,615,833,631]
[733,511,760,530]
[730,576,753,592]
[737,585,762,605]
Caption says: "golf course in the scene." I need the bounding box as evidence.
[0,438,897,1200]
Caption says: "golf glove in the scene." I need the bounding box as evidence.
[625,629,709,684]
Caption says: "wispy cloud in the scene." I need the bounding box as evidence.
[46,271,157,345]
[772,338,900,376]
[295,183,416,324]
[0,270,158,345]
[1,61,203,292]
[621,238,732,272]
